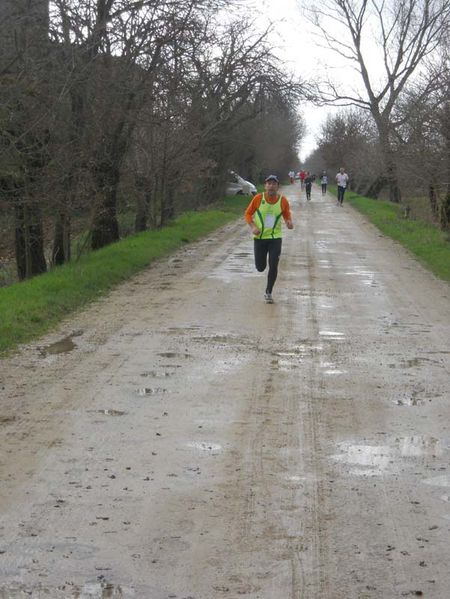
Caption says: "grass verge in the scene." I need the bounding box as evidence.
[0,196,249,355]
[328,185,450,282]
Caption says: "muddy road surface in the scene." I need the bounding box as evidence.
[1,184,449,599]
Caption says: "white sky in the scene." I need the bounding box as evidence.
[252,0,361,161]
[256,0,339,161]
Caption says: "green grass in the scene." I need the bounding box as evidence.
[328,186,450,282]
[0,196,249,354]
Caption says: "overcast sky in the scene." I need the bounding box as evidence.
[253,0,352,161]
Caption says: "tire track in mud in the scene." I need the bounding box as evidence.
[237,340,308,598]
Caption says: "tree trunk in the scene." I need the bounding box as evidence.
[440,104,450,230]
[14,200,47,280]
[440,193,450,230]
[162,187,175,224]
[375,118,402,203]
[385,151,401,203]
[135,202,148,233]
[135,178,151,232]
[52,211,71,265]
[90,119,129,250]
[428,184,438,219]
[365,176,387,199]
[90,158,121,250]
[91,186,120,250]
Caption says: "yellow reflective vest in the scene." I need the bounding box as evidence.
[254,194,283,239]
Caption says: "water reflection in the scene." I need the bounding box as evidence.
[331,436,448,477]
[331,443,391,476]
[42,336,76,355]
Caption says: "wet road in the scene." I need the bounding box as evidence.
[1,184,450,598]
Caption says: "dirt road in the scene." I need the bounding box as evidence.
[1,184,449,598]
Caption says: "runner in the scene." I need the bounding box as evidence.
[304,171,314,201]
[299,169,306,189]
[244,175,294,304]
[336,167,349,206]
[321,171,328,195]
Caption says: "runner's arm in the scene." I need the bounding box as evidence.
[245,194,262,235]
[281,197,294,229]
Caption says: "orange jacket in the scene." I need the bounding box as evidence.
[245,193,292,225]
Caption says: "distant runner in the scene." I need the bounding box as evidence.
[245,175,294,304]
[304,171,314,201]
[321,171,328,195]
[336,167,349,206]
[299,170,306,189]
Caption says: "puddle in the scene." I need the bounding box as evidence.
[0,582,135,598]
[332,436,449,477]
[393,397,426,407]
[392,388,427,406]
[208,252,256,282]
[274,359,301,371]
[398,436,443,457]
[272,348,307,371]
[285,475,305,482]
[423,475,450,488]
[319,360,346,374]
[192,333,245,345]
[188,441,222,453]
[331,443,391,476]
[140,371,172,378]
[212,357,242,374]
[401,357,439,368]
[292,288,311,296]
[157,352,191,359]
[42,336,77,355]
[319,331,345,340]
[167,325,201,333]
[136,388,167,396]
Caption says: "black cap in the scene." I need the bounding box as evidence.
[264,175,279,183]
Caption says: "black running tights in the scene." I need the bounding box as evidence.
[254,238,282,294]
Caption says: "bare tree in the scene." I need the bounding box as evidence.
[306,0,450,202]
[317,108,383,195]
[49,0,225,250]
[0,0,50,279]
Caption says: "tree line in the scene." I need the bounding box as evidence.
[304,0,450,229]
[0,0,306,281]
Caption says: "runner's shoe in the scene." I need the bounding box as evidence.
[264,293,274,304]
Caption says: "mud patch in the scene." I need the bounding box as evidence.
[157,352,191,359]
